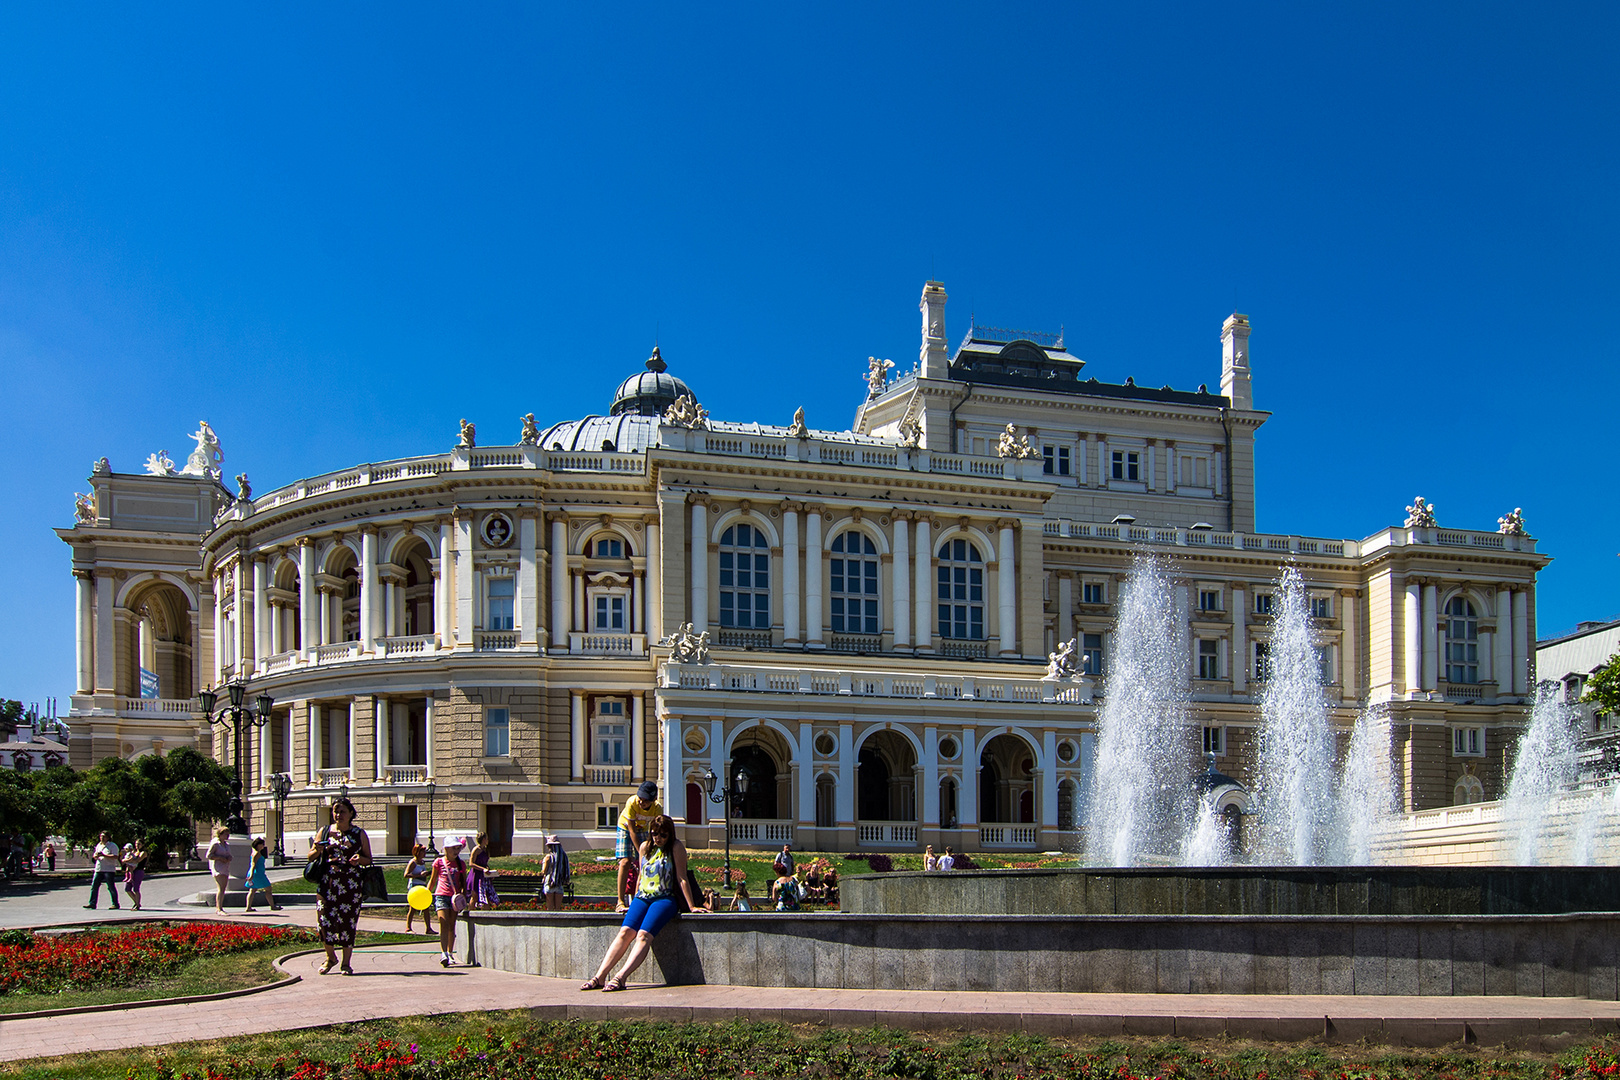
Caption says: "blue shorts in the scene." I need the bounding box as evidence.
[621,895,676,937]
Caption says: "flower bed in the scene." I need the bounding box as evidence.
[0,922,318,996]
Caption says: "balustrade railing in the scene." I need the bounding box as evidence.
[117,697,197,715]
[858,823,918,845]
[385,764,428,784]
[317,768,351,788]
[979,824,1040,848]
[260,650,299,673]
[474,630,520,652]
[314,641,361,664]
[728,819,794,844]
[828,633,882,654]
[569,632,645,656]
[585,765,631,786]
[378,634,438,658]
[716,628,772,649]
[939,640,989,659]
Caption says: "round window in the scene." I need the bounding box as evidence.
[682,726,707,754]
[1056,739,1077,763]
[937,737,958,760]
[814,731,836,757]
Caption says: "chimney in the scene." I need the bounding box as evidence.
[1220,313,1252,410]
[920,281,949,380]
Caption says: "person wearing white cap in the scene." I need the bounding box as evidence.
[540,834,570,911]
[426,835,470,966]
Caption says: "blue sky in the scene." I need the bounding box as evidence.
[2,5,1616,710]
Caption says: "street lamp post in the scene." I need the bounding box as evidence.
[268,772,293,865]
[425,780,438,855]
[702,767,748,894]
[197,682,273,836]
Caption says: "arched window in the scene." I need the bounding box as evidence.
[719,523,770,629]
[1454,774,1484,805]
[936,538,984,640]
[1446,597,1479,684]
[830,532,879,635]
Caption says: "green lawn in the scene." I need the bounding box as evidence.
[0,1012,1609,1080]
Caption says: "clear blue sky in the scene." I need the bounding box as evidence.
[3,5,1616,710]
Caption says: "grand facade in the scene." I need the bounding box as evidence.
[57,283,1548,855]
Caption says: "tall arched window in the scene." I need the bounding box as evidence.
[936,538,984,640]
[830,532,878,634]
[1445,597,1479,684]
[719,523,770,629]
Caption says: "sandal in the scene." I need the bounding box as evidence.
[339,966,354,976]
[604,976,628,992]
[319,959,336,975]
[579,975,604,991]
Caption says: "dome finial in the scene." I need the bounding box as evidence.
[646,345,666,374]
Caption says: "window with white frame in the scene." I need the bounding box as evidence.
[1042,444,1071,476]
[1203,726,1225,755]
[594,593,626,631]
[1452,726,1485,757]
[1111,450,1140,482]
[484,707,510,757]
[596,805,617,830]
[1254,592,1274,616]
[1310,595,1332,619]
[1445,597,1479,684]
[1254,640,1271,681]
[1198,639,1221,680]
[1082,581,1106,605]
[486,576,514,631]
[594,536,624,558]
[936,538,984,640]
[1315,644,1335,684]
[1198,589,1222,613]
[1179,453,1211,488]
[719,523,770,629]
[1082,632,1104,675]
[592,699,627,765]
[830,532,879,634]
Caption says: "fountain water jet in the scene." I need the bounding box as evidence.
[1502,685,1580,864]
[1336,705,1395,864]
[1085,553,1194,866]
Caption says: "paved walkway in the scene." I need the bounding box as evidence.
[6,875,1620,1062]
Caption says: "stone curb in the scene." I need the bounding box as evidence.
[0,960,300,1024]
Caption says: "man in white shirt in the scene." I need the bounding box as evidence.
[85,831,122,909]
[937,846,956,871]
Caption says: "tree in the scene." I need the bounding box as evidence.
[0,770,43,841]
[35,749,234,863]
[1582,652,1620,717]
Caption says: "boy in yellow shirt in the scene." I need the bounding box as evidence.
[616,781,663,911]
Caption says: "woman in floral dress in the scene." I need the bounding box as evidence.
[308,797,373,975]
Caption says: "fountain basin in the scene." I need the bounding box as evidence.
[839,866,1620,917]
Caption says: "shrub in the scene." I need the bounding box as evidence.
[864,853,893,872]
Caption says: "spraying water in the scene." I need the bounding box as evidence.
[1336,706,1395,864]
[1251,565,1338,864]
[1086,554,1195,866]
[1502,685,1580,864]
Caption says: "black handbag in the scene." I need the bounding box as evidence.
[303,826,329,885]
[361,864,389,901]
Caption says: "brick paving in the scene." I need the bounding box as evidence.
[6,873,1620,1063]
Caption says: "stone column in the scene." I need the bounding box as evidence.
[781,505,800,644]
[1166,440,1177,492]
[307,703,320,783]
[1231,585,1247,693]
[892,514,910,649]
[804,508,823,647]
[1513,589,1530,696]
[997,521,1017,656]
[629,571,642,635]
[423,696,436,779]
[437,522,452,643]
[959,727,979,828]
[1422,583,1439,690]
[1494,587,1512,696]
[550,517,569,651]
[253,557,269,665]
[836,722,855,826]
[1041,730,1059,828]
[797,722,815,828]
[662,711,681,820]
[454,516,474,647]
[921,726,939,827]
[644,516,661,641]
[258,714,270,789]
[232,559,247,677]
[1146,443,1156,492]
[269,601,282,655]
[294,540,314,654]
[632,693,645,782]
[1079,434,1090,485]
[283,709,294,779]
[570,691,585,782]
[360,530,379,650]
[519,515,539,647]
[1341,589,1359,696]
[374,696,386,782]
[346,700,357,778]
[1098,438,1110,483]
[1057,573,1073,644]
[914,517,932,653]
[74,570,94,693]
[690,499,708,633]
[1404,582,1422,695]
[572,571,584,637]
[95,569,117,693]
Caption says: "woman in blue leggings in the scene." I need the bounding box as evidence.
[581,814,708,991]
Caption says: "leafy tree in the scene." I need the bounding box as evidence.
[1582,652,1620,716]
[0,770,43,840]
[34,749,233,863]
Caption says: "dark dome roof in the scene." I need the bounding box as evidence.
[611,346,694,417]
[536,414,660,455]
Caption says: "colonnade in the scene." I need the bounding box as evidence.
[1403,580,1533,696]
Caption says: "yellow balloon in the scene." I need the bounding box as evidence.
[407,885,432,910]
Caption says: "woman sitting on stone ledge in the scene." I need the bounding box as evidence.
[580,814,708,992]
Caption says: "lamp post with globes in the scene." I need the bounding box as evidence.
[197,682,274,836]
[268,772,293,865]
[702,767,748,894]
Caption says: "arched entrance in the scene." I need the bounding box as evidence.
[124,580,196,700]
[857,730,917,844]
[978,733,1037,824]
